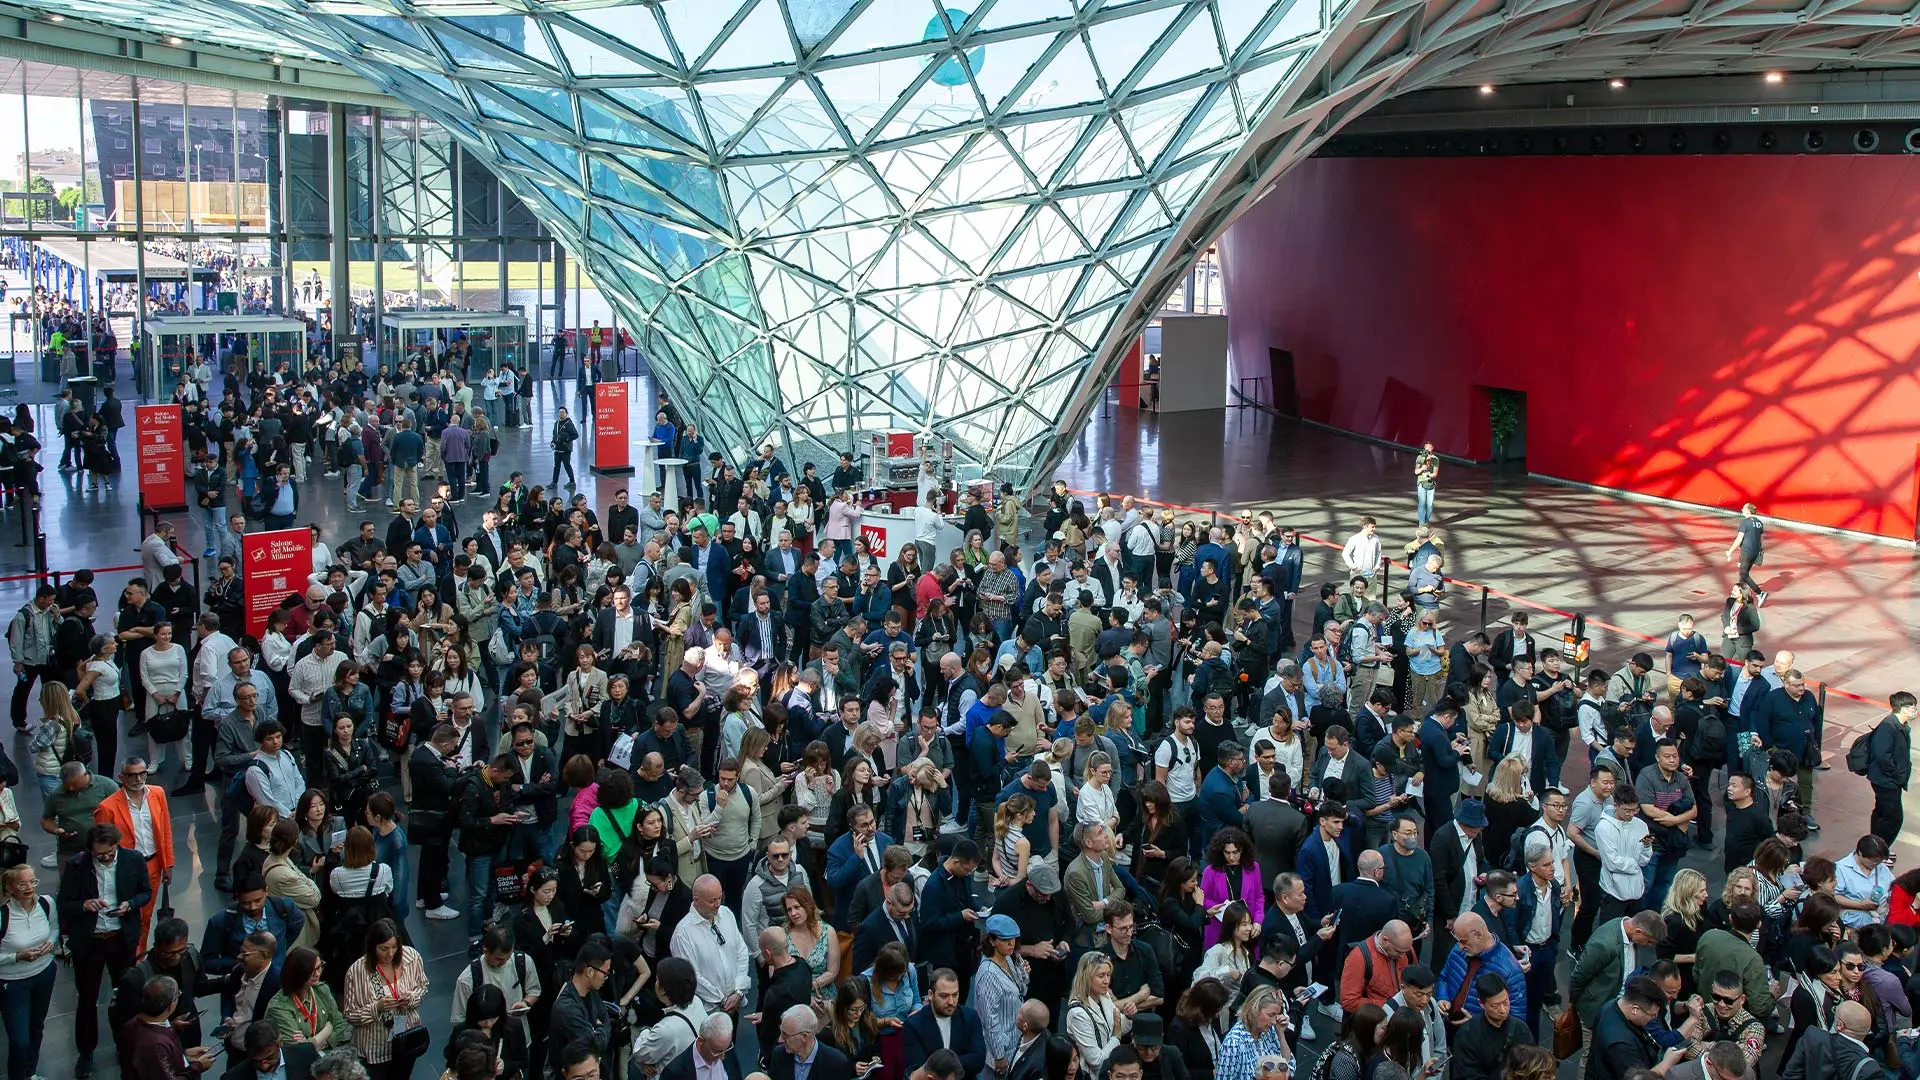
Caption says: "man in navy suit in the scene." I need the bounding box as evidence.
[1295,800,1354,923]
[1418,698,1471,842]
[902,970,987,1076]
[1486,701,1561,798]
[770,1004,856,1080]
[1328,849,1401,957]
[733,589,788,684]
[1198,742,1248,836]
[661,1014,744,1080]
[1512,837,1566,1037]
[851,879,919,975]
[689,524,734,619]
[824,804,895,925]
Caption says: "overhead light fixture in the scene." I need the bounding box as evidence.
[269,54,284,63]
[167,35,183,44]
[1764,71,1785,84]
[1608,78,1626,89]
[1478,84,1495,95]
[45,12,64,20]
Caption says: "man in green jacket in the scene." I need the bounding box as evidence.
[1568,910,1664,1027]
[1691,901,1777,1022]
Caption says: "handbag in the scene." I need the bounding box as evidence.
[1552,1005,1582,1060]
[0,838,27,869]
[155,881,174,921]
[389,1021,430,1061]
[147,709,191,744]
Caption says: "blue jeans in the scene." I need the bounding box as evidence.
[344,464,364,509]
[1644,851,1681,910]
[465,851,496,937]
[0,963,55,1080]
[200,506,225,554]
[1416,486,1434,525]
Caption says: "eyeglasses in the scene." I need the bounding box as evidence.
[1711,994,1742,1005]
[768,852,791,860]
[1841,961,1865,971]
[513,739,534,747]
[594,965,613,977]
[122,770,147,780]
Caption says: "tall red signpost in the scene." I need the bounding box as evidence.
[592,381,632,475]
[135,404,186,511]
[243,528,313,638]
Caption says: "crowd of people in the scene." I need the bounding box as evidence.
[0,352,1905,1080]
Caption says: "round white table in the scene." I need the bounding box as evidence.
[636,438,664,492]
[655,457,688,509]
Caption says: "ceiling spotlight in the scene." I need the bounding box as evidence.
[1608,78,1626,89]
[167,35,183,44]
[269,54,284,64]
[1764,71,1785,84]
[45,12,64,20]
[1478,84,1495,95]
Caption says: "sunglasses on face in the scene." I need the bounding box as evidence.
[1712,994,1742,1005]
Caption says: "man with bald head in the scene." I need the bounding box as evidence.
[1781,1000,1883,1080]
[669,874,749,1019]
[1004,1002,1053,1080]
[1339,916,1414,1011]
[753,927,813,1066]
[1435,912,1529,1028]
[1329,847,1400,962]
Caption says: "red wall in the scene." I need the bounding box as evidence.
[1218,154,1920,538]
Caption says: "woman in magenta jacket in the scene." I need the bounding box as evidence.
[1199,826,1268,948]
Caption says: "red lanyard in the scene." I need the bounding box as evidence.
[377,962,402,1001]
[293,991,318,1032]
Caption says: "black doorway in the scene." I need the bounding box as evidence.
[1268,347,1299,416]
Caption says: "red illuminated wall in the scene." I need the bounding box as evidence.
[1217,154,1920,538]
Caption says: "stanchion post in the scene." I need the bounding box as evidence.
[1480,585,1489,633]
[1378,556,1392,606]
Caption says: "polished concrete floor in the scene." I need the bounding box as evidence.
[0,358,1913,1076]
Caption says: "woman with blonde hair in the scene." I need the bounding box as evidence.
[1064,951,1128,1079]
[28,681,84,796]
[1482,754,1540,867]
[1077,751,1120,837]
[737,727,789,844]
[992,795,1034,887]
[1661,867,1710,994]
[896,757,943,866]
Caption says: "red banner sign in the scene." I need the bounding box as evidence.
[593,382,631,473]
[860,523,888,558]
[135,405,185,510]
[243,528,312,639]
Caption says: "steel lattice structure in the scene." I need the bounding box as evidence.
[15,0,1920,488]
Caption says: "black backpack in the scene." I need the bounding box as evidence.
[1691,712,1728,762]
[1848,735,1875,776]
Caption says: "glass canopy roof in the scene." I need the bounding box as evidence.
[22,0,1325,485]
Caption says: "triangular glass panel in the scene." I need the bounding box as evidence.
[603,88,706,152]
[1254,1,1328,54]
[1218,0,1274,54]
[1105,241,1157,284]
[1054,188,1136,249]
[993,266,1082,316]
[706,0,800,72]
[578,96,672,151]
[926,134,1034,209]
[548,21,661,78]
[663,0,751,69]
[820,0,931,57]
[725,159,830,231]
[871,281,973,344]
[1083,5,1182,91]
[1137,8,1227,90]
[1015,30,1104,111]
[344,15,433,53]
[1122,86,1206,168]
[866,133,973,208]
[1000,115,1092,187]
[1157,162,1214,216]
[1064,117,1141,188]
[918,202,1025,273]
[733,79,844,157]
[789,0,862,50]
[1235,54,1302,125]
[971,29,1068,114]
[570,9,679,67]
[1177,86,1242,157]
[880,81,987,142]
[978,0,1079,34]
[863,229,972,291]
[693,76,788,152]
[431,24,538,73]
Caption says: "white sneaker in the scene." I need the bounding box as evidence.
[1296,1016,1316,1043]
[425,905,462,921]
[1318,1001,1344,1022]
[38,853,56,868]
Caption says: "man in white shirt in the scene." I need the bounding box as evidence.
[1340,517,1382,580]
[630,956,710,1072]
[1152,710,1201,820]
[913,489,945,570]
[287,633,346,765]
[668,875,750,1018]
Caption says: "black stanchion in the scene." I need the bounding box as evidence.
[1480,585,1490,633]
